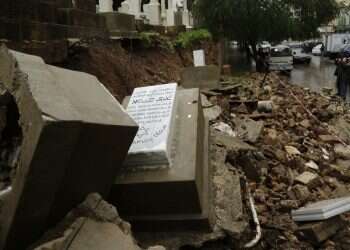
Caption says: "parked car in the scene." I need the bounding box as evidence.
[292,48,311,64]
[269,45,293,74]
[312,44,323,56]
[303,41,321,53]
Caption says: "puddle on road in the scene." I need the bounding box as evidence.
[289,56,337,94]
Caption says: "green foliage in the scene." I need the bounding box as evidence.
[139,32,160,48]
[139,32,175,51]
[174,29,212,48]
[289,0,340,39]
[193,0,340,46]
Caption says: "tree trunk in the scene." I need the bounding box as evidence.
[217,38,225,71]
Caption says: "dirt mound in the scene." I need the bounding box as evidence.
[59,39,217,102]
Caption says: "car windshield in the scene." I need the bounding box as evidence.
[271,47,292,57]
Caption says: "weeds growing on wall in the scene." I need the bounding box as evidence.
[139,32,175,51]
[174,29,212,49]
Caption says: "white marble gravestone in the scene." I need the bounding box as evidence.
[193,50,206,67]
[144,0,161,25]
[99,0,114,12]
[125,83,177,166]
[292,197,350,221]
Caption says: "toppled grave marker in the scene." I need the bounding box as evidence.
[110,86,212,231]
[0,46,138,249]
[124,83,177,166]
[292,197,350,222]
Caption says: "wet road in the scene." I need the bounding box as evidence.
[228,47,338,94]
[289,56,337,93]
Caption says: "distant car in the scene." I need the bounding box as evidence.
[292,49,311,64]
[269,45,293,74]
[312,44,323,56]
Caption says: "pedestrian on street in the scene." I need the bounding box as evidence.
[335,52,350,100]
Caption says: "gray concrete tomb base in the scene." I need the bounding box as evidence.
[180,65,221,89]
[109,88,212,232]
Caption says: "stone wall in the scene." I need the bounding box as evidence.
[0,0,108,42]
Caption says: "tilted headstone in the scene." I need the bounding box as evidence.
[110,88,212,231]
[193,50,206,67]
[125,83,177,166]
[0,46,138,250]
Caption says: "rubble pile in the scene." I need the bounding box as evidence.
[204,72,350,249]
[33,193,166,250]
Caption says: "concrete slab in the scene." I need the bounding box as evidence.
[57,8,106,28]
[0,19,108,41]
[109,88,212,231]
[100,12,137,33]
[56,0,96,12]
[0,47,138,249]
[180,65,220,89]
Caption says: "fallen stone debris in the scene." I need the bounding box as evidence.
[1,45,350,250]
[197,72,350,249]
[33,193,165,250]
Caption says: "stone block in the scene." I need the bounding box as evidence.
[0,19,22,41]
[33,193,142,250]
[0,47,138,249]
[99,12,137,33]
[37,1,59,23]
[295,172,320,188]
[109,88,212,231]
[5,40,69,64]
[65,25,109,39]
[297,216,345,244]
[0,20,69,41]
[1,0,57,22]
[55,0,96,12]
[57,8,106,28]
[233,117,264,143]
[334,144,350,160]
[137,23,166,34]
[181,65,221,89]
